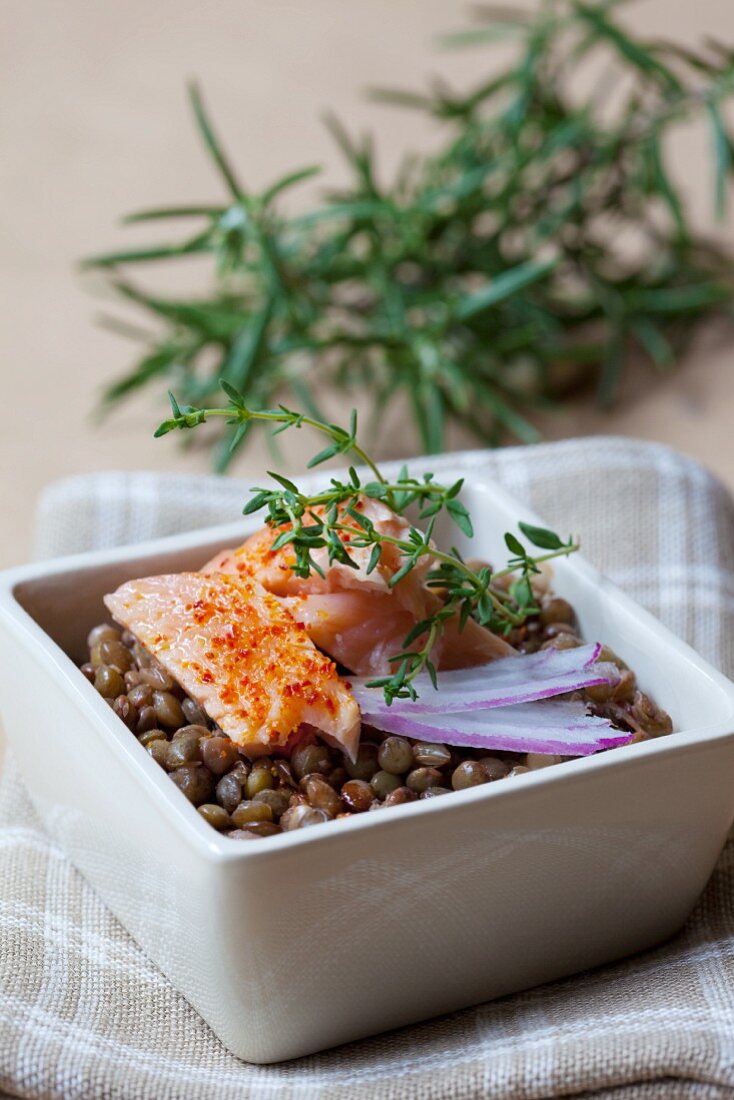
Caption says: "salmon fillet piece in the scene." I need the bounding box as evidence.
[202,498,514,677]
[201,498,431,615]
[104,572,361,759]
[281,591,426,680]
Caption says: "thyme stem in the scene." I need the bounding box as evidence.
[156,388,580,702]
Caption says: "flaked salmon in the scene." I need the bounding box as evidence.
[201,498,431,614]
[202,498,514,677]
[104,572,361,759]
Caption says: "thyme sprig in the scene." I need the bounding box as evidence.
[156,388,578,701]
[88,1,734,468]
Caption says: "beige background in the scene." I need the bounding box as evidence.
[1,1,734,769]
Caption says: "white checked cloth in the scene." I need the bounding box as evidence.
[2,436,734,1099]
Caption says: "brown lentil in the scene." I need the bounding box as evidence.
[245,767,275,799]
[146,740,170,768]
[197,804,230,831]
[83,588,674,840]
[181,697,209,726]
[128,683,153,709]
[273,759,298,789]
[345,743,380,781]
[231,801,273,828]
[542,623,579,641]
[166,729,202,767]
[94,665,125,699]
[598,645,628,671]
[539,596,575,626]
[630,691,673,737]
[377,736,414,775]
[135,705,158,734]
[112,695,137,730]
[612,669,636,703]
[253,788,293,819]
[239,821,282,837]
[230,760,251,783]
[406,766,443,793]
[301,775,343,816]
[131,642,152,669]
[341,779,375,813]
[412,742,451,768]
[98,638,134,672]
[152,691,185,729]
[280,804,331,830]
[174,723,211,741]
[87,623,121,649]
[228,825,279,839]
[170,765,214,805]
[525,753,561,770]
[451,760,489,791]
[383,786,417,807]
[139,727,167,747]
[478,756,511,781]
[292,742,331,779]
[201,735,240,776]
[370,770,402,800]
[215,773,244,814]
[540,635,581,651]
[326,766,347,790]
[141,666,175,692]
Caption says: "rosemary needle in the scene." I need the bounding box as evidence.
[86,2,734,467]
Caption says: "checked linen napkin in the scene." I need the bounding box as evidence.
[3,435,734,1100]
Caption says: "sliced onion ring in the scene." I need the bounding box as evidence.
[347,642,617,715]
[360,700,632,756]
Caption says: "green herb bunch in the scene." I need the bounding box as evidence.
[88,0,734,468]
[157,387,578,701]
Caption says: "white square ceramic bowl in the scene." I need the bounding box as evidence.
[2,469,734,1064]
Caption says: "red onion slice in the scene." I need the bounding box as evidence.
[348,642,617,714]
[360,700,632,755]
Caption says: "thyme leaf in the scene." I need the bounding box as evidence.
[157,387,579,702]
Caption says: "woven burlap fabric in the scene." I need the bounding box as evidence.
[3,435,734,1099]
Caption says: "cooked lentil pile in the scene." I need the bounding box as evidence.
[82,592,672,840]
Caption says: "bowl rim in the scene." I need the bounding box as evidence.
[3,465,734,865]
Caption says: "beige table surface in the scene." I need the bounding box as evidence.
[2,0,734,775]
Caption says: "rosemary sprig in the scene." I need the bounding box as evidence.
[86,1,734,467]
[156,388,579,701]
